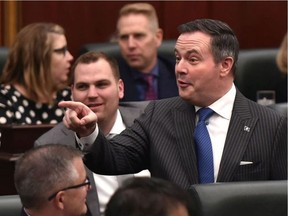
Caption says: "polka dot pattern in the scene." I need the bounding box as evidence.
[0,85,71,125]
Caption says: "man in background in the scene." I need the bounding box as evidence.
[115,2,178,101]
[35,51,150,216]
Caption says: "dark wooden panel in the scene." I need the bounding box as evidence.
[18,1,287,63]
[161,1,210,38]
[208,1,287,49]
[0,160,17,195]
[0,124,55,195]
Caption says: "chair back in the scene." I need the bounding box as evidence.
[188,180,287,216]
[235,49,287,103]
[268,102,287,116]
[0,195,22,216]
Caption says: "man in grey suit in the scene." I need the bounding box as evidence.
[35,51,149,216]
[59,19,287,189]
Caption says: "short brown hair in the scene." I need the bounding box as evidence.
[118,3,159,32]
[69,51,120,85]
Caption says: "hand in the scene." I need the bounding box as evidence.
[58,101,97,137]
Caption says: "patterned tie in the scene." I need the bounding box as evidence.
[194,107,214,183]
[144,75,157,100]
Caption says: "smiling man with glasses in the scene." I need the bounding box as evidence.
[14,144,90,216]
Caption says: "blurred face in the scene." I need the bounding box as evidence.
[63,158,90,216]
[50,33,74,87]
[175,32,231,107]
[71,59,124,123]
[168,204,189,216]
[117,13,162,73]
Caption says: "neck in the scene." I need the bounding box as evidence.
[140,57,157,74]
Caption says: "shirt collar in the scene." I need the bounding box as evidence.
[108,109,126,136]
[195,84,236,120]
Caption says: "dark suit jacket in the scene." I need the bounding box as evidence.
[34,101,149,216]
[84,91,287,189]
[118,56,178,101]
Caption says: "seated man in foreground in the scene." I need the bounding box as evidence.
[14,144,90,216]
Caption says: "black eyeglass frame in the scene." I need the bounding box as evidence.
[48,177,91,201]
[53,46,68,56]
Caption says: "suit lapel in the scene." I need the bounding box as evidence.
[217,92,258,182]
[173,100,199,184]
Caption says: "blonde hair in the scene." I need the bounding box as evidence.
[1,23,66,104]
[119,3,159,32]
[276,33,287,74]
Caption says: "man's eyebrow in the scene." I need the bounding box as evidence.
[174,48,199,55]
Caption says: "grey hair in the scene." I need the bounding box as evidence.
[14,144,83,210]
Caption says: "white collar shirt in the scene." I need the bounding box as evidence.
[195,84,236,182]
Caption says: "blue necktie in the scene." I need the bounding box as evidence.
[194,107,214,183]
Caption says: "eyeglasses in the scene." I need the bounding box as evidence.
[53,46,68,56]
[48,177,91,201]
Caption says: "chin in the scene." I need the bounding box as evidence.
[179,91,189,99]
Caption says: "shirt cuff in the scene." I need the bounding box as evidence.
[75,124,99,150]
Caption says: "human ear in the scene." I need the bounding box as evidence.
[118,79,124,99]
[220,57,234,77]
[155,28,163,47]
[54,191,65,210]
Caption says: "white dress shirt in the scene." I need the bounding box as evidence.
[195,84,236,181]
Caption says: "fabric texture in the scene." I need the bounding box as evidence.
[84,90,287,189]
[0,84,71,124]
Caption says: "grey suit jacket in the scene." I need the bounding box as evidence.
[34,101,149,216]
[84,91,287,189]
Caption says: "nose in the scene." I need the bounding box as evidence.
[66,50,74,61]
[175,59,188,74]
[87,86,98,98]
[127,36,136,48]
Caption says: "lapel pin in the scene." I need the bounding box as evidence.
[244,126,250,132]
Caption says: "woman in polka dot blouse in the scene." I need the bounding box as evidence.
[0,23,73,125]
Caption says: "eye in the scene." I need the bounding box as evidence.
[188,57,199,64]
[175,56,181,63]
[133,33,145,40]
[75,83,88,91]
[119,35,128,41]
[96,81,110,89]
[53,46,68,56]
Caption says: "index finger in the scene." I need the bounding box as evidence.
[58,101,88,112]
